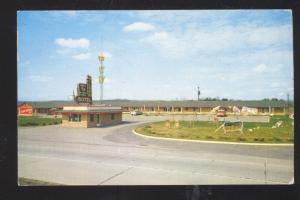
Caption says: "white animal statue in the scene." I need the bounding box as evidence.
[241,107,258,115]
[232,106,241,114]
[211,106,220,114]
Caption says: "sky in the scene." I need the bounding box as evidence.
[17,10,294,101]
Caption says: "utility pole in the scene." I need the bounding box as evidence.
[287,92,290,114]
[197,86,201,101]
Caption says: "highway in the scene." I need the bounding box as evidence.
[18,116,294,185]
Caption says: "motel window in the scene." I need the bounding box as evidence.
[185,108,189,111]
[97,114,100,123]
[164,108,168,111]
[69,114,81,122]
[90,114,94,122]
[111,113,115,120]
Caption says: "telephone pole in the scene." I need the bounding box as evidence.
[197,86,201,101]
[287,92,290,114]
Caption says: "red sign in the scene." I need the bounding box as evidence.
[19,106,33,115]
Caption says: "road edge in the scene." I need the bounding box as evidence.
[132,129,294,146]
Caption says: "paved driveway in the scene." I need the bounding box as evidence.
[18,118,294,185]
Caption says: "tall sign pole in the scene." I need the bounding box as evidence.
[98,53,105,104]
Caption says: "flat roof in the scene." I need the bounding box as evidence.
[62,105,122,113]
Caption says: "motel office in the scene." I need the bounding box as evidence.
[18,99,292,116]
[60,105,122,128]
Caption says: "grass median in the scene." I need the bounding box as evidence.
[18,116,62,127]
[135,115,294,143]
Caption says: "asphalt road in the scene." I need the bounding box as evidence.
[18,116,294,185]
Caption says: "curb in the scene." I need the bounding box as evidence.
[132,129,294,146]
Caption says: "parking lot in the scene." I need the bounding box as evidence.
[18,115,293,185]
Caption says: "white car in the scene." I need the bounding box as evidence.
[131,110,143,116]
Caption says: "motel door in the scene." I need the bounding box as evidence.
[97,114,101,127]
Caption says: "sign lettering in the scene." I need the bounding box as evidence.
[74,75,93,104]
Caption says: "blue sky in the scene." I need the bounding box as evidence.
[17,10,293,101]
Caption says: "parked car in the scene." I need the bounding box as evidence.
[216,109,227,117]
[131,110,143,116]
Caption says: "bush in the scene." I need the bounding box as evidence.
[254,138,265,142]
[27,122,38,126]
[42,123,46,126]
[237,137,246,141]
[205,136,214,139]
[287,138,294,142]
[219,136,229,140]
[273,137,282,142]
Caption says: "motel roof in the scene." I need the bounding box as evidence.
[18,99,289,109]
[60,105,123,113]
[97,100,288,108]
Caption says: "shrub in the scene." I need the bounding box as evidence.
[28,122,38,126]
[42,123,46,126]
[237,137,246,141]
[219,136,229,140]
[254,138,265,142]
[287,138,294,142]
[273,137,282,142]
[205,136,214,139]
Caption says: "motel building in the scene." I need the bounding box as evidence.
[60,105,122,128]
[18,99,293,117]
[101,99,291,115]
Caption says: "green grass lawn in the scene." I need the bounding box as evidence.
[135,115,294,143]
[18,177,63,186]
[18,116,62,127]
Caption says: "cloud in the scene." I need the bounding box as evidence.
[147,31,168,40]
[56,48,72,55]
[163,84,170,89]
[29,75,53,82]
[140,20,292,59]
[98,51,112,59]
[123,22,155,32]
[55,38,90,48]
[253,64,267,73]
[72,53,91,60]
[105,77,112,83]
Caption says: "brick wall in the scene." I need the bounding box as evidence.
[62,114,88,128]
[97,112,122,127]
